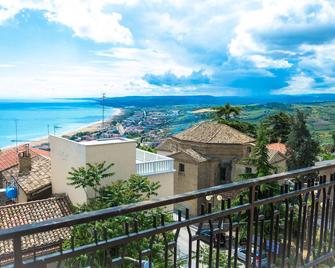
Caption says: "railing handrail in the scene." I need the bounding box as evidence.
[136,158,173,164]
[1,160,335,240]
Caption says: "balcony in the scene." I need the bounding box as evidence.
[2,161,335,267]
[136,149,174,176]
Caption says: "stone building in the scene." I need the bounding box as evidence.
[157,122,287,215]
[157,122,255,214]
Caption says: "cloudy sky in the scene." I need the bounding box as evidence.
[0,0,335,98]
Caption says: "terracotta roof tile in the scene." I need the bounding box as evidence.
[173,121,255,144]
[0,145,49,172]
[0,197,72,264]
[2,155,51,194]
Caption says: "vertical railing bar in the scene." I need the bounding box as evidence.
[148,215,157,268]
[329,174,335,252]
[253,207,259,268]
[160,214,169,268]
[227,199,232,268]
[300,200,308,265]
[312,185,321,258]
[273,210,280,265]
[13,236,23,268]
[208,202,213,268]
[281,184,289,268]
[185,208,193,268]
[268,202,274,268]
[246,186,255,268]
[318,177,327,257]
[195,204,205,268]
[294,181,303,266]
[323,177,332,254]
[173,210,182,268]
[258,215,265,268]
[306,178,315,263]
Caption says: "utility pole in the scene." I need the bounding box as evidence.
[102,92,106,130]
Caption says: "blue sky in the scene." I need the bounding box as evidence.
[0,0,335,98]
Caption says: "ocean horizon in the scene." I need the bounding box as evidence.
[0,99,116,149]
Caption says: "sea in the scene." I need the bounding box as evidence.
[0,99,116,149]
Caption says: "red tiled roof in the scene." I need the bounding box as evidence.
[266,143,287,155]
[0,145,49,172]
[2,155,51,194]
[0,197,72,265]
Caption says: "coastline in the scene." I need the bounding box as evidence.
[2,108,124,150]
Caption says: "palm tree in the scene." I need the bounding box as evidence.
[213,103,242,121]
[67,161,114,199]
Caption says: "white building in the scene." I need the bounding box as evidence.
[49,135,175,205]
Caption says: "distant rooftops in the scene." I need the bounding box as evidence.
[266,143,287,155]
[0,196,71,265]
[173,121,255,144]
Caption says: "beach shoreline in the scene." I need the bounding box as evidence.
[1,108,124,150]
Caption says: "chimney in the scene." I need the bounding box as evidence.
[18,144,31,174]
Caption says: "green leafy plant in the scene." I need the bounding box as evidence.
[67,161,114,199]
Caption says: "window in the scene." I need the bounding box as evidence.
[245,167,252,174]
[179,163,185,173]
[220,167,226,182]
[247,147,252,154]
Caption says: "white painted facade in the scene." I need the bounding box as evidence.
[50,135,174,205]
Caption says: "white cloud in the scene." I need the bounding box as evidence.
[248,55,292,69]
[229,0,335,69]
[273,73,335,95]
[299,42,335,75]
[273,74,315,95]
[0,0,133,45]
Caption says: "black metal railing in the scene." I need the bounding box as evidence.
[2,161,335,267]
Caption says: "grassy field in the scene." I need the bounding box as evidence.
[237,102,335,144]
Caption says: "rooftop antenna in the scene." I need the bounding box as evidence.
[102,92,106,130]
[53,125,61,135]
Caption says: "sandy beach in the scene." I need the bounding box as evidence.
[25,108,124,148]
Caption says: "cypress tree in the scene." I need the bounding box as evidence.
[286,110,320,170]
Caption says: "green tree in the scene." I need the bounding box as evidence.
[252,124,275,177]
[240,124,274,179]
[213,103,242,121]
[264,112,291,143]
[67,161,114,199]
[65,164,183,267]
[286,110,320,170]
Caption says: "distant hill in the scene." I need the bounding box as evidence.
[100,94,335,107]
